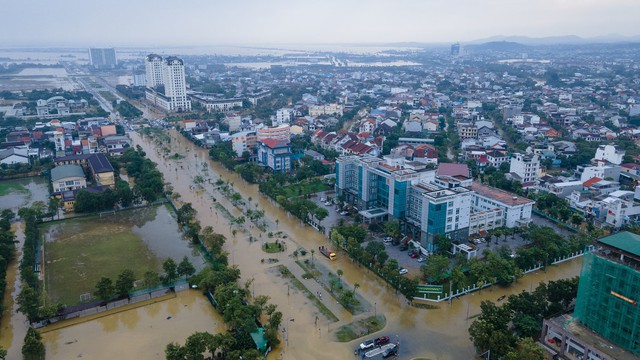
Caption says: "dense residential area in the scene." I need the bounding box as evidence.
[1,40,640,360]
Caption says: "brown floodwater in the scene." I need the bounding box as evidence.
[41,290,225,360]
[5,130,582,360]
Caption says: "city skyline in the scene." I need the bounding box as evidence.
[2,0,639,47]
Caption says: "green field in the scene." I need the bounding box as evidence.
[0,182,27,196]
[99,91,117,102]
[43,218,162,305]
[282,178,330,198]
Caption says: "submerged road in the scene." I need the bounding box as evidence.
[129,129,583,360]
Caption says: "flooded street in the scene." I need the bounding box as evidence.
[0,129,582,359]
[126,130,583,359]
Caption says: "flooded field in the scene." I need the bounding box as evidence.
[0,176,49,212]
[41,290,224,360]
[41,204,206,305]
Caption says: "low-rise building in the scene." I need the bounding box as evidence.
[51,164,87,193]
[257,139,292,173]
[470,182,534,228]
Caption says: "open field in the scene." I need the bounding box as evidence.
[0,182,27,196]
[42,205,204,305]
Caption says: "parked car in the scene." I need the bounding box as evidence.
[410,252,419,258]
[339,211,349,216]
[374,336,390,346]
[359,339,375,350]
[383,237,393,243]
[399,267,408,275]
[417,256,426,263]
[382,346,398,358]
[320,198,326,202]
[399,244,408,251]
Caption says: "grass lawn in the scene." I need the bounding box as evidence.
[262,242,285,253]
[0,182,27,196]
[281,178,330,198]
[99,90,116,102]
[334,315,386,342]
[44,222,161,305]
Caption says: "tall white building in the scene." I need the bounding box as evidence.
[89,48,117,69]
[509,153,540,183]
[145,54,164,88]
[144,54,191,112]
[162,57,190,112]
[275,108,294,126]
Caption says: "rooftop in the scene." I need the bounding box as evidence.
[598,231,640,258]
[51,164,85,182]
[470,182,535,207]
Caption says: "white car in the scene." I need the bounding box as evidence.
[383,237,393,243]
[359,339,374,350]
[340,211,349,216]
[417,256,425,263]
[399,268,408,275]
[320,198,326,202]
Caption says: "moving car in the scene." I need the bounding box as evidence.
[382,346,398,358]
[399,267,408,275]
[359,339,374,350]
[375,336,390,346]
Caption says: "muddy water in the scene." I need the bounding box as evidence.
[36,130,583,360]
[0,225,30,360]
[132,130,584,359]
[0,176,49,212]
[41,290,224,360]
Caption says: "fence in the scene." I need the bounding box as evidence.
[413,247,593,303]
[39,199,168,224]
[33,280,189,329]
[532,209,579,232]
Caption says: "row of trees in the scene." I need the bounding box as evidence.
[330,225,420,302]
[113,100,143,118]
[259,176,329,225]
[0,210,16,317]
[117,147,165,202]
[166,202,283,359]
[468,277,579,359]
[94,257,195,301]
[73,180,135,213]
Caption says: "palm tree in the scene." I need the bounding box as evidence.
[336,269,343,281]
[275,219,279,228]
[310,249,315,264]
[353,282,360,297]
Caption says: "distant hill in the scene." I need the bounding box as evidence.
[464,41,530,52]
[467,34,640,45]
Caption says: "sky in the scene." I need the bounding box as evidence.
[2,0,639,47]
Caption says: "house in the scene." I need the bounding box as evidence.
[53,153,115,188]
[0,148,30,165]
[257,139,293,173]
[594,144,625,165]
[51,165,87,193]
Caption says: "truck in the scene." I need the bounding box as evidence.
[319,246,336,260]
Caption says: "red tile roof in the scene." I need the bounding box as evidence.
[583,177,602,187]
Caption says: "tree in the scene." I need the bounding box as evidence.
[504,337,544,360]
[115,269,136,297]
[16,285,40,320]
[434,234,452,254]
[468,301,515,359]
[0,346,6,360]
[336,269,343,282]
[310,249,315,264]
[420,254,450,283]
[353,282,360,297]
[95,277,114,300]
[163,258,179,284]
[142,270,161,288]
[22,327,45,360]
[383,221,401,240]
[178,256,196,280]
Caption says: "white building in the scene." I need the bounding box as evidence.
[144,54,191,112]
[578,164,621,182]
[308,103,343,117]
[470,182,535,228]
[594,144,625,165]
[275,108,294,126]
[257,124,291,142]
[509,153,540,183]
[145,54,164,88]
[162,57,191,112]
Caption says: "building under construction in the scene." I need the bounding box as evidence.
[542,231,640,359]
[574,231,640,355]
